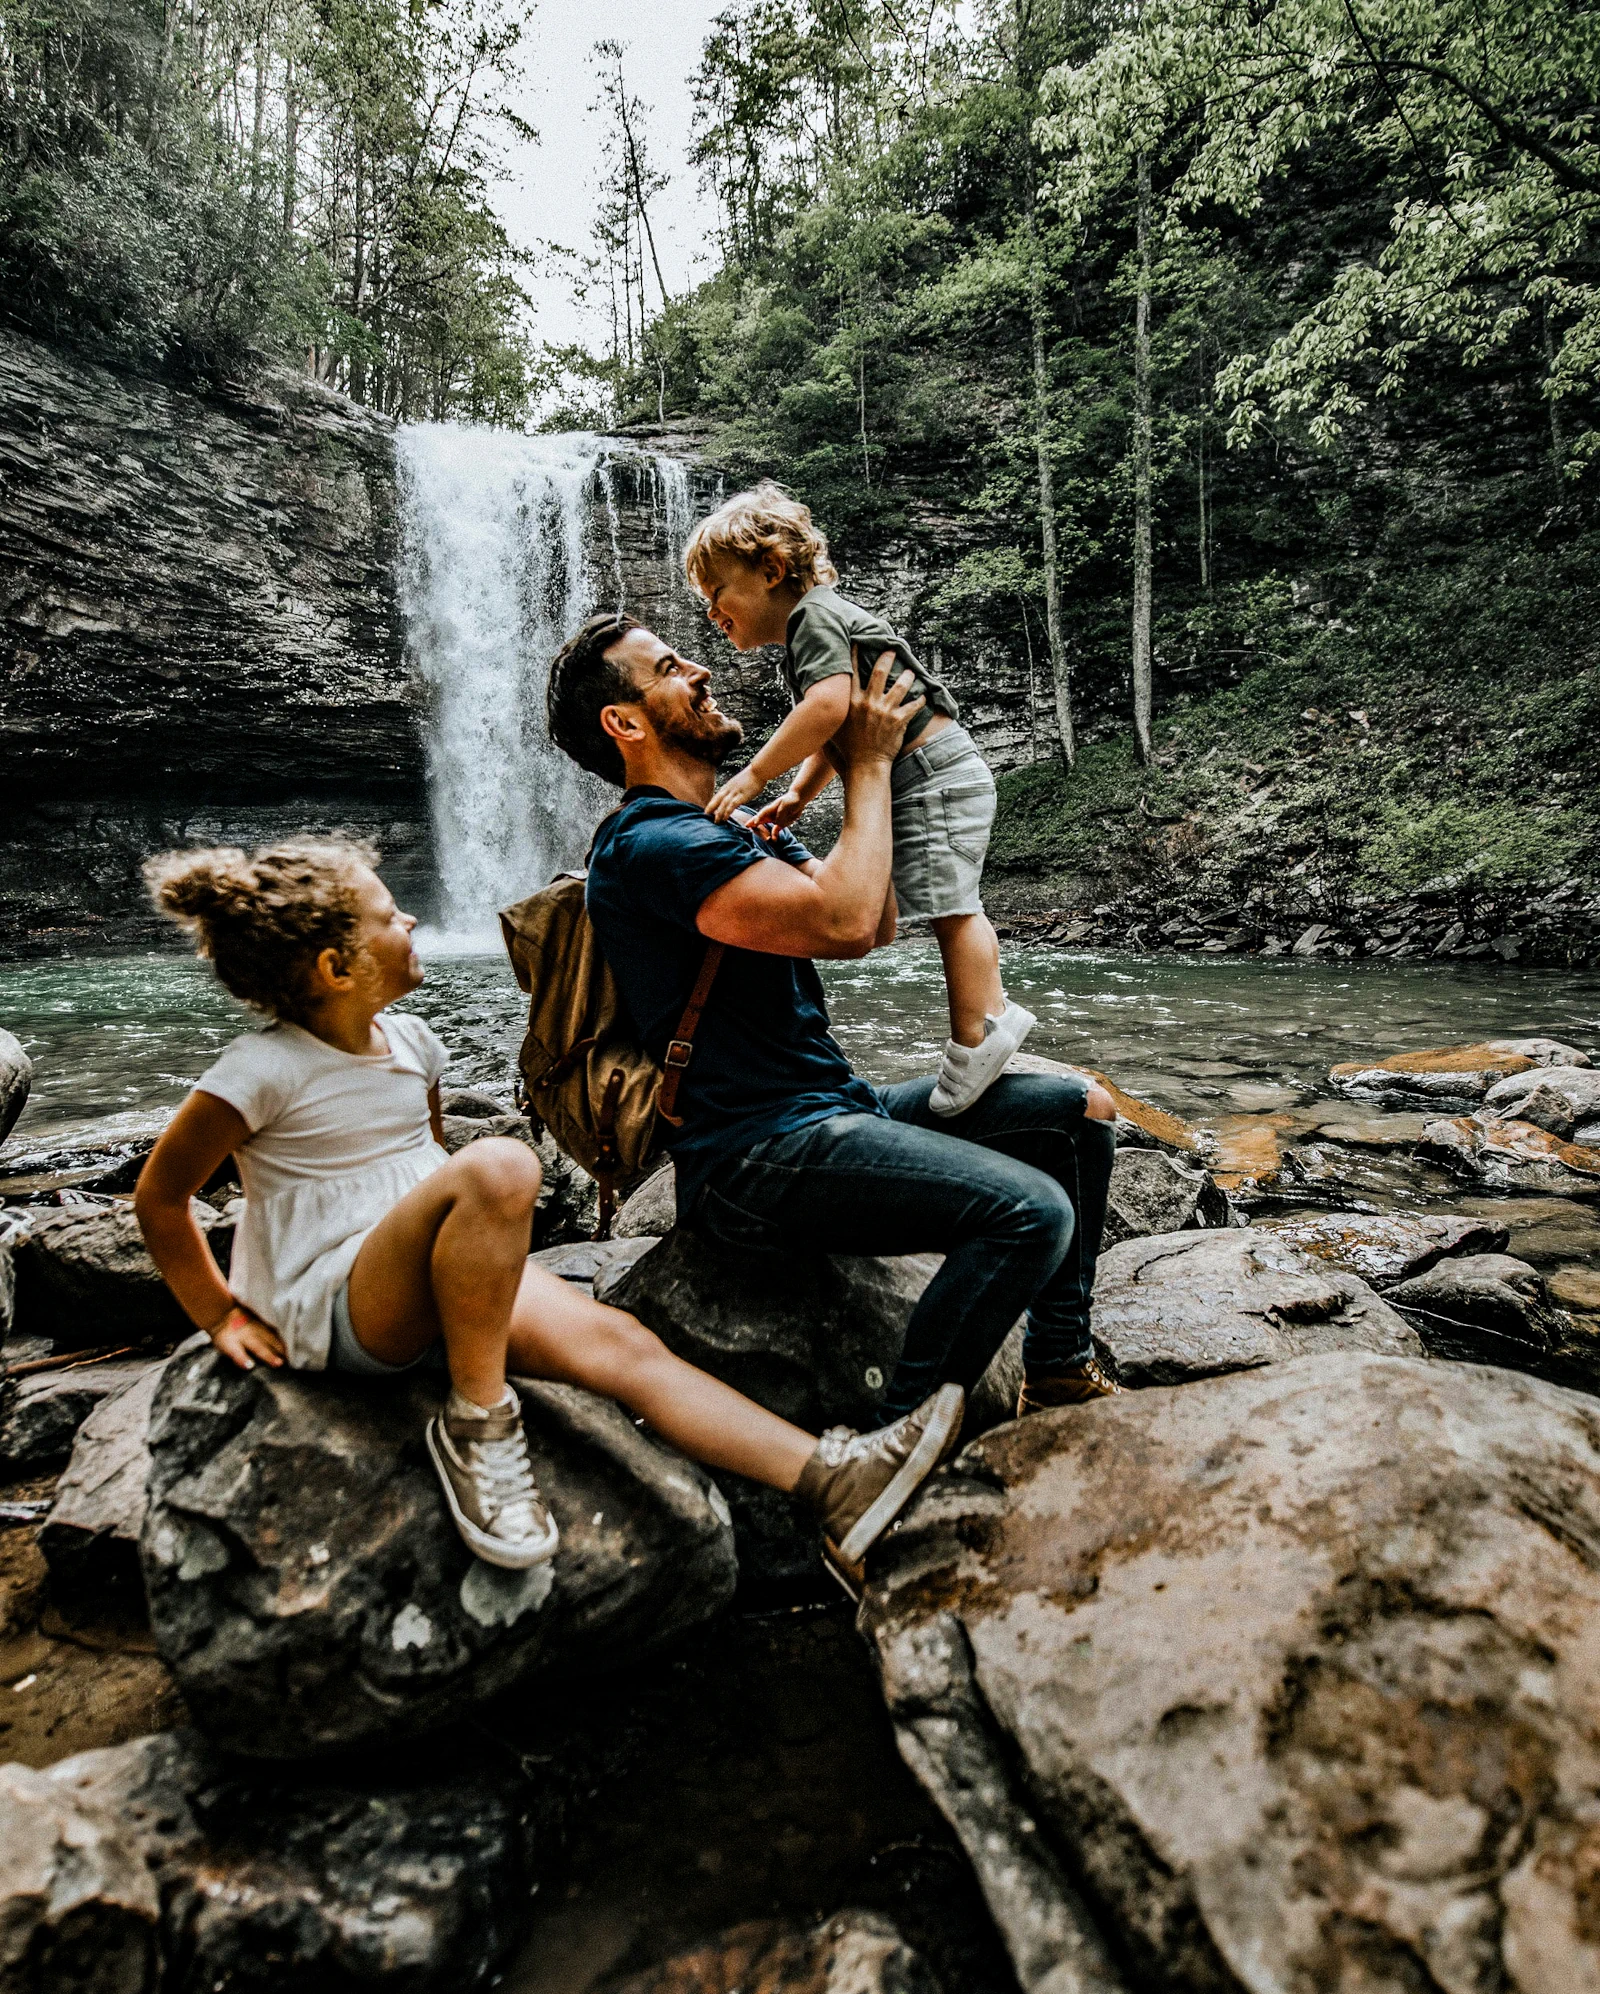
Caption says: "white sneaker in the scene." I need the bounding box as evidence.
[426,1389,561,1570]
[928,1002,1037,1118]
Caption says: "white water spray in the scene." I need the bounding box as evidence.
[396,426,680,940]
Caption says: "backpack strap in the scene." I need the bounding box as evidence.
[656,942,726,1126]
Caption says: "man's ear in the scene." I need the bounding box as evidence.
[599,701,647,754]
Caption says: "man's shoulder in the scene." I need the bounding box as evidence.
[592,791,740,865]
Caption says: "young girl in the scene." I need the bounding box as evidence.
[687,483,1034,1118]
[134,838,963,1585]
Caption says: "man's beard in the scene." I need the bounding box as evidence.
[659,701,744,769]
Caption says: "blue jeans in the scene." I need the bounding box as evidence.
[691,1073,1115,1418]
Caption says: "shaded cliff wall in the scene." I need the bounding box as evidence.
[0,328,423,953]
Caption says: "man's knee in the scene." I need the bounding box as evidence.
[1017,1173,1075,1257]
[450,1137,543,1212]
[1085,1082,1117,1123]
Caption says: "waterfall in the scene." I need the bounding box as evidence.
[396,426,688,940]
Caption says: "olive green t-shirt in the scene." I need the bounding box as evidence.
[783,586,959,746]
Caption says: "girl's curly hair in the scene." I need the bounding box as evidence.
[684,480,839,596]
[144,838,379,1021]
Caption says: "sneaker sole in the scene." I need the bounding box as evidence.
[927,1009,1038,1119]
[425,1418,561,1571]
[836,1381,965,1568]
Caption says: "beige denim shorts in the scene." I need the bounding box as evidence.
[890,725,996,923]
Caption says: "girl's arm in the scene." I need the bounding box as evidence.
[135,1091,286,1370]
[707,675,852,824]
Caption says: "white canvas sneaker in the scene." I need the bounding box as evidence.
[928,1001,1037,1117]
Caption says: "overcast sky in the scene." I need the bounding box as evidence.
[492,0,729,353]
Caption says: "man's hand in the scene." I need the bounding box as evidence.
[835,647,924,768]
[706,763,766,824]
[205,1302,287,1371]
[750,788,805,838]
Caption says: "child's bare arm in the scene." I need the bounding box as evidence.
[135,1092,286,1369]
[750,752,837,838]
[707,676,851,824]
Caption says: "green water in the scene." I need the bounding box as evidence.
[3,941,1597,1143]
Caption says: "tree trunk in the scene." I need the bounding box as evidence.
[282,55,298,233]
[1131,150,1154,766]
[1029,223,1073,769]
[1543,305,1567,488]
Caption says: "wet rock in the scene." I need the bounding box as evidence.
[1209,1115,1288,1195]
[10,1200,232,1349]
[0,1111,177,1203]
[616,1162,678,1239]
[1006,1052,1201,1155]
[864,1352,1600,1994]
[1102,1150,1233,1250]
[1388,1252,1600,1391]
[601,1911,940,1994]
[1551,1267,1600,1315]
[439,1087,510,1120]
[1329,1038,1590,1108]
[0,1029,29,1149]
[1419,1113,1600,1197]
[1485,1064,1600,1137]
[440,1115,599,1246]
[0,1357,157,1473]
[1254,1210,1509,1289]
[141,1345,737,1758]
[0,1727,543,1989]
[39,1356,176,1593]
[1088,1228,1421,1386]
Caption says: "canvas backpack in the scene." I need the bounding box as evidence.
[499,871,723,1240]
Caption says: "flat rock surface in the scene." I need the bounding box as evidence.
[0,1727,544,1988]
[1254,1211,1509,1289]
[864,1352,1600,1994]
[1089,1228,1422,1385]
[1420,1113,1600,1196]
[601,1911,939,1994]
[1329,1038,1589,1106]
[141,1345,737,1757]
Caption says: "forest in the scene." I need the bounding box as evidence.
[3,0,1596,940]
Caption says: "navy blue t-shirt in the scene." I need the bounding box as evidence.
[585,788,886,1212]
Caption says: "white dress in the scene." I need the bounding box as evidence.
[196,1012,451,1370]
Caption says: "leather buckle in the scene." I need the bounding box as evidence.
[664,1039,693,1069]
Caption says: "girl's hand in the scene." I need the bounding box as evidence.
[750,789,805,838]
[706,765,765,824]
[205,1302,287,1371]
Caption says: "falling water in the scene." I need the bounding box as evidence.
[394,427,631,938]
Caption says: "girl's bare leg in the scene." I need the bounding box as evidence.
[931,911,1005,1046]
[506,1261,815,1493]
[345,1138,542,1406]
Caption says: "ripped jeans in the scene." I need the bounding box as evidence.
[690,1072,1115,1418]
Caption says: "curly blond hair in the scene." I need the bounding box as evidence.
[144,838,379,1021]
[684,481,839,595]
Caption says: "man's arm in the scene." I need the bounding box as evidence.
[696,652,921,960]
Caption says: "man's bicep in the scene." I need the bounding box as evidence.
[697,857,828,954]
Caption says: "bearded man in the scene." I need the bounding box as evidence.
[544,610,1119,1424]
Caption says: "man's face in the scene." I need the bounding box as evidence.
[604,627,744,768]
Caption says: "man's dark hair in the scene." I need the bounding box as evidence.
[546,612,643,788]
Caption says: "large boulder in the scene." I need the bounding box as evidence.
[1485,1064,1600,1139]
[0,1727,544,1989]
[1388,1252,1600,1393]
[1087,1228,1422,1387]
[140,1346,738,1758]
[1102,1149,1233,1249]
[0,1029,29,1149]
[0,1356,159,1473]
[1254,1210,1510,1289]
[600,1911,939,1994]
[39,1357,175,1594]
[10,1200,232,1349]
[1329,1038,1589,1108]
[1419,1113,1600,1197]
[863,1353,1600,1994]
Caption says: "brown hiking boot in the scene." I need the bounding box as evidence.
[1016,1355,1123,1418]
[795,1383,965,1597]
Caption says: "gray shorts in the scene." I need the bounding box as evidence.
[328,1279,447,1376]
[890,724,997,923]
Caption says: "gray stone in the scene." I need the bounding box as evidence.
[530,1235,659,1298]
[0,1357,157,1473]
[0,1029,29,1150]
[864,1353,1600,1994]
[615,1161,678,1239]
[1088,1227,1422,1386]
[600,1911,941,1994]
[1419,1112,1600,1197]
[39,1357,176,1594]
[0,1211,21,1343]
[10,1200,232,1349]
[1485,1065,1600,1138]
[439,1114,598,1246]
[140,1345,737,1758]
[1253,1210,1510,1289]
[1102,1149,1233,1250]
[439,1087,511,1120]
[1389,1251,1600,1393]
[1329,1037,1591,1108]
[0,1727,544,1989]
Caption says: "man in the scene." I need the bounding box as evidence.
[546,610,1118,1421]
